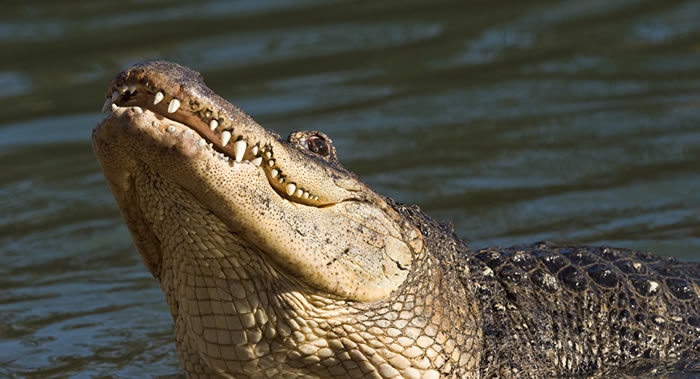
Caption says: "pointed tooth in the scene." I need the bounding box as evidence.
[151,121,159,128]
[209,119,218,131]
[111,103,119,112]
[128,84,136,93]
[198,138,206,147]
[185,129,193,137]
[120,84,128,93]
[265,151,272,159]
[221,131,232,146]
[167,125,176,133]
[270,169,279,178]
[234,140,247,162]
[153,91,164,105]
[133,106,143,113]
[167,98,181,113]
[279,177,285,183]
[251,145,259,155]
[302,192,309,199]
[111,91,119,101]
[285,183,296,196]
[252,157,263,167]
[294,188,303,197]
[101,98,111,112]
[268,159,275,167]
[312,196,318,200]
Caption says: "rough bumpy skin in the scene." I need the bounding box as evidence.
[92,61,699,378]
[467,242,699,377]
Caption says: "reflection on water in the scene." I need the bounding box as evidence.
[0,0,698,376]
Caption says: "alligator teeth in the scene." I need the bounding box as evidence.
[153,91,164,105]
[251,157,262,167]
[270,169,279,178]
[268,159,275,167]
[128,84,136,93]
[185,129,193,137]
[111,103,119,111]
[133,106,143,114]
[265,151,272,159]
[286,183,296,196]
[198,138,206,147]
[120,84,128,93]
[251,145,259,156]
[167,125,176,133]
[302,192,309,199]
[221,131,232,146]
[312,196,318,200]
[294,188,303,197]
[234,140,247,162]
[167,99,181,113]
[111,91,119,101]
[151,121,159,128]
[102,98,111,112]
[209,119,218,131]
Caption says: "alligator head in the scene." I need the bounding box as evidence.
[93,61,475,377]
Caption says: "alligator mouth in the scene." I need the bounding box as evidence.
[95,61,424,302]
[101,81,324,206]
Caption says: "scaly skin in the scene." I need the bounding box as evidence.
[92,61,699,378]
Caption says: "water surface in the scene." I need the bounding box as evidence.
[1,0,699,376]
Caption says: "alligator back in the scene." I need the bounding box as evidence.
[467,241,699,377]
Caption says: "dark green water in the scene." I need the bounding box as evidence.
[1,0,699,376]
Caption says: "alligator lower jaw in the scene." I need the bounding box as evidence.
[92,105,412,302]
[101,83,326,206]
[92,106,271,274]
[93,105,268,200]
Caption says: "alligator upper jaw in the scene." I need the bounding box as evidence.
[100,60,340,206]
[92,61,424,302]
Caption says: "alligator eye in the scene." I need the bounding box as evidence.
[307,134,330,157]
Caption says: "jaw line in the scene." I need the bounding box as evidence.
[105,71,337,206]
[93,106,391,301]
[93,106,293,257]
[96,101,332,207]
[94,90,421,301]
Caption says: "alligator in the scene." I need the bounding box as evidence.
[92,61,699,378]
